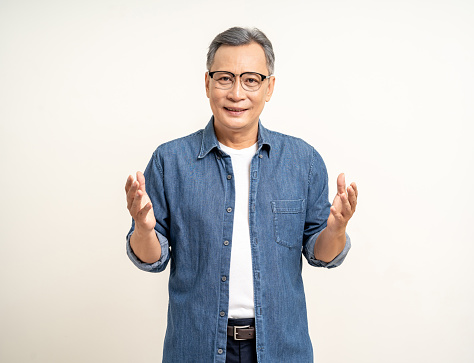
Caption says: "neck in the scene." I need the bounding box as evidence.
[214,122,258,150]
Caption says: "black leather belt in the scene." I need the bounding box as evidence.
[227,325,255,340]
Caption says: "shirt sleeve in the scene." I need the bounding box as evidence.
[126,222,170,273]
[125,149,171,273]
[301,147,351,268]
[303,229,351,268]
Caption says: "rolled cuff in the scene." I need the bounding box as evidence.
[303,229,351,269]
[126,229,170,273]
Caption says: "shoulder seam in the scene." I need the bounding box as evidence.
[156,129,203,149]
[308,147,317,187]
[151,151,165,179]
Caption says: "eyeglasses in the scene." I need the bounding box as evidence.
[208,71,272,92]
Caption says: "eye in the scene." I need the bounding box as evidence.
[242,74,261,86]
[213,72,234,84]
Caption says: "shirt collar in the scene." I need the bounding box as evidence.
[198,116,272,159]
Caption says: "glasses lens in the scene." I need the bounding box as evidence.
[241,73,262,91]
[241,73,263,91]
[212,72,234,89]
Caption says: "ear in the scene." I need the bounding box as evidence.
[205,71,210,98]
[265,76,275,102]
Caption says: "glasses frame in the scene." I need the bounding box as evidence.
[208,71,272,92]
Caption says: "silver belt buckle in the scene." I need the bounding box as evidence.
[233,325,251,341]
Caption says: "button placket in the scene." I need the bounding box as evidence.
[217,155,234,355]
[248,146,263,346]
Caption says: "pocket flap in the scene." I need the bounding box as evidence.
[271,199,305,214]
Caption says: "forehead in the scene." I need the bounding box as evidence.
[211,42,268,74]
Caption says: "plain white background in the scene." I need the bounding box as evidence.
[1,0,473,362]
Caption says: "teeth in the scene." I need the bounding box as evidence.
[226,108,244,111]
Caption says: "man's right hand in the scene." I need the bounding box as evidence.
[125,171,161,263]
[125,171,155,231]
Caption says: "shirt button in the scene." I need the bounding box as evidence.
[226,207,232,213]
[220,311,225,317]
[218,349,223,354]
[258,154,263,158]
[227,174,232,180]
[221,276,227,282]
[224,240,229,246]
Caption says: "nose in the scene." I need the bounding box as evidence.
[226,76,246,101]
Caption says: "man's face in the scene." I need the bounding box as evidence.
[205,42,275,141]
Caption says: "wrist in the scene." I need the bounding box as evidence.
[324,224,346,239]
[134,224,155,237]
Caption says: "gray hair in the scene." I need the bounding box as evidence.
[206,27,275,75]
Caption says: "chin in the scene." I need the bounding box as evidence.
[223,118,255,130]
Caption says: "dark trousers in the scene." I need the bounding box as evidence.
[226,318,258,363]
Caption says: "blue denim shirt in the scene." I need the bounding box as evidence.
[127,117,351,362]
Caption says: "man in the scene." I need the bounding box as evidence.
[125,27,357,363]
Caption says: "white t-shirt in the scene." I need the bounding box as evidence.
[219,141,257,319]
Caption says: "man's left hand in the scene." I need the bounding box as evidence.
[327,173,358,233]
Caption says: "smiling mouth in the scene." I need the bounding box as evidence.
[224,107,247,112]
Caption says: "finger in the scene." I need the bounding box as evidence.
[130,188,145,218]
[125,175,134,194]
[126,180,139,210]
[336,173,346,195]
[137,201,153,220]
[132,193,154,225]
[347,185,357,214]
[332,192,342,211]
[340,191,353,218]
[330,205,344,223]
[136,171,146,193]
[350,182,358,198]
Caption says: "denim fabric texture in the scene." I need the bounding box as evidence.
[126,117,351,363]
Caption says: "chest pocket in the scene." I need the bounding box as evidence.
[271,199,306,248]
